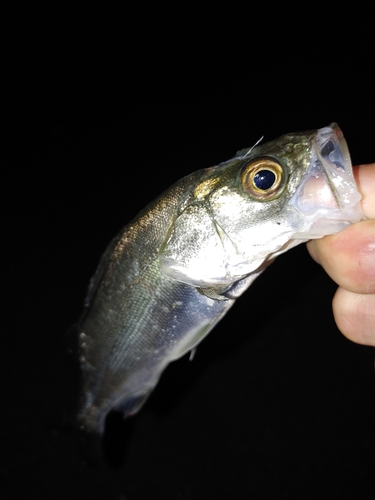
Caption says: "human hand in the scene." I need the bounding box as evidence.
[307,163,375,346]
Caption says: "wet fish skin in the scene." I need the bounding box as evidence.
[76,124,362,434]
[77,169,240,434]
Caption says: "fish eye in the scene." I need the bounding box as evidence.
[241,157,286,200]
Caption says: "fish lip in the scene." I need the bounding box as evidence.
[288,123,363,238]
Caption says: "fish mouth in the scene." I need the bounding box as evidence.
[289,123,363,239]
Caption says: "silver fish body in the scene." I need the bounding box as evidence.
[77,123,362,434]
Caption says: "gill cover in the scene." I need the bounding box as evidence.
[158,203,246,287]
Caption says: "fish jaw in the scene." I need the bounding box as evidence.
[287,123,363,240]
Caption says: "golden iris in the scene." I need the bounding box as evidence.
[241,157,286,200]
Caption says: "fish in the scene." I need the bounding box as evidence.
[76,123,363,435]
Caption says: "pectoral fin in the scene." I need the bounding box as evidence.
[168,322,217,361]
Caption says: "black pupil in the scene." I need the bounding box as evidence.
[254,170,276,190]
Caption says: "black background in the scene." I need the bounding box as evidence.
[3,4,375,500]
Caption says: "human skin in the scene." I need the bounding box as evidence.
[307,164,375,347]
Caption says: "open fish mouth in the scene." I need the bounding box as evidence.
[289,123,363,238]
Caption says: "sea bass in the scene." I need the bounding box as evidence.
[77,123,363,434]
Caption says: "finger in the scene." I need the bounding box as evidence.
[332,287,375,347]
[353,163,375,219]
[307,219,375,294]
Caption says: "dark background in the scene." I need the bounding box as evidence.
[3,4,375,500]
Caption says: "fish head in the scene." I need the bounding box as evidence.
[159,123,363,289]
